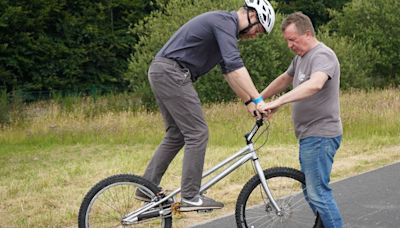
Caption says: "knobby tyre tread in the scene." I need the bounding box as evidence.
[235,167,323,228]
[78,174,172,228]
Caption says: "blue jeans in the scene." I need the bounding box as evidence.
[299,136,343,228]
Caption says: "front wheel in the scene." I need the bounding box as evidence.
[78,174,172,228]
[235,167,323,228]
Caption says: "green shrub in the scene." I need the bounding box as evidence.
[275,0,351,29]
[318,32,380,89]
[0,0,162,95]
[327,0,400,86]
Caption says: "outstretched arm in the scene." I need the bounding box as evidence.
[260,72,293,100]
[264,71,329,110]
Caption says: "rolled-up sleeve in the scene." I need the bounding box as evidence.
[213,20,244,74]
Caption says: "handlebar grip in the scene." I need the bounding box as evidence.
[256,118,264,127]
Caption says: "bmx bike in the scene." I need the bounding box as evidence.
[78,118,322,227]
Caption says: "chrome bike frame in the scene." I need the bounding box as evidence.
[122,119,282,224]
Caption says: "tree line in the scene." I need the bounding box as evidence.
[0,0,164,96]
[1,0,399,105]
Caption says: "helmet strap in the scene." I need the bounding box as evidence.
[240,6,259,35]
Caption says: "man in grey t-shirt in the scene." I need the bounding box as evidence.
[136,0,276,212]
[261,12,343,228]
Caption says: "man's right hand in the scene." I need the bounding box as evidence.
[246,102,260,118]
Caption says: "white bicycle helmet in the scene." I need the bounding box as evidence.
[245,0,275,33]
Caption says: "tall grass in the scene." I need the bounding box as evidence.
[0,90,26,126]
[1,88,399,148]
[0,89,399,227]
[0,89,9,124]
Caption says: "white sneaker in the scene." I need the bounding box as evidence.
[180,195,224,212]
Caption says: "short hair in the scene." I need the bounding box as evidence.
[281,12,315,36]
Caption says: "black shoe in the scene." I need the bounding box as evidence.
[180,195,224,212]
[134,188,152,202]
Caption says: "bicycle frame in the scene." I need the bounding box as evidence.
[122,119,282,224]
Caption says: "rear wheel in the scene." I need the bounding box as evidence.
[78,174,172,228]
[235,167,322,228]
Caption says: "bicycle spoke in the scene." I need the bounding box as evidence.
[79,175,171,228]
[236,168,320,228]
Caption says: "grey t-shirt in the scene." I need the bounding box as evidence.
[286,42,342,139]
[156,11,244,81]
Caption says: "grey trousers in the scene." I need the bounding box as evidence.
[143,57,208,199]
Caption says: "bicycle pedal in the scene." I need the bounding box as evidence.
[171,202,182,216]
[196,209,213,213]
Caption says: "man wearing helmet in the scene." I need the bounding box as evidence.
[261,12,343,228]
[135,1,275,211]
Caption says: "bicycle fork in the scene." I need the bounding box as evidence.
[251,153,283,216]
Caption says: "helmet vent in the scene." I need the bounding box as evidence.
[245,0,275,33]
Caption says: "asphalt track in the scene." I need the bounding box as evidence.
[192,162,400,228]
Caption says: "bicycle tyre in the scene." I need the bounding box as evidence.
[235,167,323,228]
[78,174,172,228]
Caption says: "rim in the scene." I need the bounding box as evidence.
[84,182,166,227]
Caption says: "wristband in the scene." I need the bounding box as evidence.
[244,99,252,106]
[252,96,264,105]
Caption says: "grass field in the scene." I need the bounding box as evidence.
[0,89,399,227]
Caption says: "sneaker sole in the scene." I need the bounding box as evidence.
[179,206,223,212]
